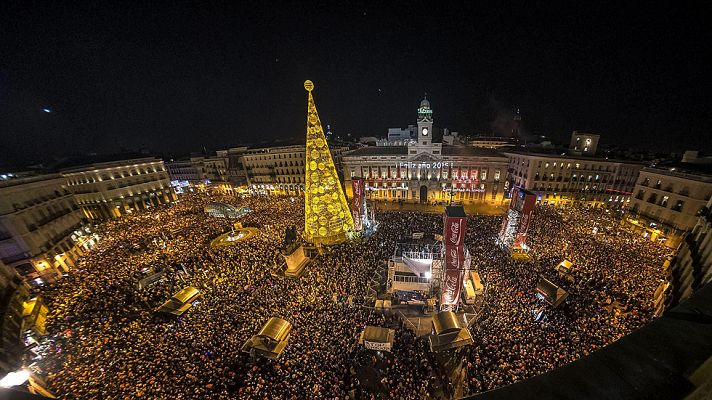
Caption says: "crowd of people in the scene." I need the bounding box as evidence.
[30,193,669,399]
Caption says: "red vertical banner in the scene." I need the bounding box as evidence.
[513,191,536,248]
[498,214,509,241]
[441,244,465,305]
[351,178,364,231]
[442,206,468,306]
[444,215,467,247]
[510,187,523,211]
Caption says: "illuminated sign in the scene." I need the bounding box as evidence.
[398,161,451,169]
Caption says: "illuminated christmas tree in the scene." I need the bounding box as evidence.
[303,80,354,245]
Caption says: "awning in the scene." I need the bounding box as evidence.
[429,327,474,352]
[257,317,292,342]
[556,260,574,274]
[432,311,461,336]
[155,286,202,316]
[173,287,201,303]
[242,317,293,360]
[536,278,569,308]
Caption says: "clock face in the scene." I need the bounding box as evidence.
[422,127,428,136]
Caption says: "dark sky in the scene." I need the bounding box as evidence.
[1,2,711,167]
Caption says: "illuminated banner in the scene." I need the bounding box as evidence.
[513,190,536,248]
[498,213,509,242]
[441,205,468,306]
[444,214,467,247]
[509,187,525,212]
[441,245,465,305]
[351,178,365,231]
[364,340,392,352]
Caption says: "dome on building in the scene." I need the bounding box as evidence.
[204,203,251,219]
[420,97,430,108]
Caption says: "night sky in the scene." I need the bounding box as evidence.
[1,2,710,167]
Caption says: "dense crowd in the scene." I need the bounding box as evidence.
[459,206,668,394]
[31,193,668,399]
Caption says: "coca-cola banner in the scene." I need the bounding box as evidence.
[510,187,525,212]
[351,178,364,231]
[441,245,465,305]
[498,213,509,241]
[444,216,467,247]
[513,191,536,248]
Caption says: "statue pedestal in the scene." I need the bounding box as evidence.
[280,244,310,278]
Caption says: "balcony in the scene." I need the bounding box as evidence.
[35,208,74,228]
[1,253,30,265]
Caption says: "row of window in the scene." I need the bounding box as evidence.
[276,176,304,183]
[244,152,305,162]
[354,167,500,181]
[19,200,77,230]
[67,166,165,186]
[9,189,71,212]
[75,188,170,205]
[635,190,686,212]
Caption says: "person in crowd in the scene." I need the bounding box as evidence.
[32,193,668,399]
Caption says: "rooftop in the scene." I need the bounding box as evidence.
[345,146,408,156]
[503,149,644,164]
[643,162,712,181]
[0,173,66,189]
[54,154,162,173]
[344,145,507,158]
[441,146,506,158]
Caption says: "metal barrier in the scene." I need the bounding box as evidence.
[393,274,431,284]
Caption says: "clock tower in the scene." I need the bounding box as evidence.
[417,96,433,147]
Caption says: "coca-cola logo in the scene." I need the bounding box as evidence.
[448,246,460,267]
[442,273,460,304]
[448,219,464,246]
[353,181,362,197]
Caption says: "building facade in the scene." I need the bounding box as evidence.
[62,157,175,220]
[504,151,642,208]
[0,259,29,376]
[242,144,349,195]
[202,151,229,183]
[165,159,204,184]
[226,146,249,187]
[0,174,92,284]
[665,196,712,307]
[342,99,509,204]
[626,166,712,247]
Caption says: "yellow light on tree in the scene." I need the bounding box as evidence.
[303,80,354,245]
